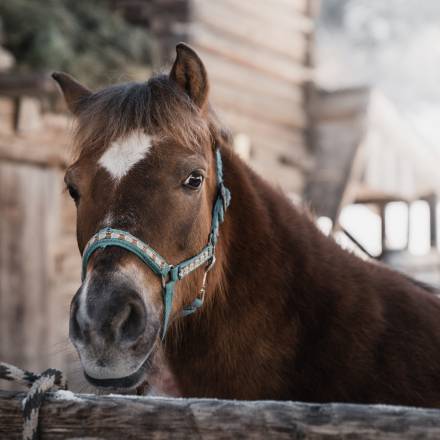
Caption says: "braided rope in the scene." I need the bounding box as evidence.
[0,361,67,440]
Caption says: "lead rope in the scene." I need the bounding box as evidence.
[0,361,67,440]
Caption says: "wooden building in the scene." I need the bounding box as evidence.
[305,87,440,284]
[0,87,81,386]
[305,88,440,227]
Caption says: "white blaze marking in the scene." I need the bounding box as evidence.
[78,272,91,326]
[98,131,152,181]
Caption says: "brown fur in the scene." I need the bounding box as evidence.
[168,149,440,406]
[56,44,440,407]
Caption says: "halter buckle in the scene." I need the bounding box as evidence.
[161,265,177,288]
[206,255,216,272]
[198,256,216,303]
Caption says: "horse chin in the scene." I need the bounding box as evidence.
[83,349,157,394]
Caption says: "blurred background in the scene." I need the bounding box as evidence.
[1,0,440,390]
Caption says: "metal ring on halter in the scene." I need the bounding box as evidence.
[198,255,216,303]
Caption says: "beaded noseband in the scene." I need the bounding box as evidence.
[81,149,231,338]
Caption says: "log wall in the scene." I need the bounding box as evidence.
[0,101,81,389]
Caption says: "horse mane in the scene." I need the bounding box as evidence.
[72,74,213,156]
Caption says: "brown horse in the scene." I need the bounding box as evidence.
[53,43,440,407]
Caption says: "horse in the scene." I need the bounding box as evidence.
[53,43,440,407]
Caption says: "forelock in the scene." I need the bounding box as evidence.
[72,75,212,157]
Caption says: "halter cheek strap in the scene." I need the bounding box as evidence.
[81,149,231,339]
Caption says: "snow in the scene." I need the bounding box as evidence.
[53,390,84,402]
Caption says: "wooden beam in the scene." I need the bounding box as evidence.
[2,390,440,439]
[424,193,438,248]
[0,97,15,135]
[311,87,371,122]
[0,73,56,98]
[196,50,305,105]
[190,26,311,86]
[218,0,314,35]
[0,131,71,168]
[192,0,311,62]
[217,108,307,152]
[0,165,61,375]
[210,81,307,130]
[303,88,370,221]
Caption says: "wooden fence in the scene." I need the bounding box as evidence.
[2,390,440,439]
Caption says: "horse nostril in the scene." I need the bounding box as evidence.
[69,289,87,344]
[118,299,146,344]
[71,311,81,339]
[70,305,91,345]
[69,283,147,349]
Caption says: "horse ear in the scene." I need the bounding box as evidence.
[51,72,92,115]
[169,43,209,109]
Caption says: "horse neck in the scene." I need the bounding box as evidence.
[166,147,333,397]
[216,148,325,300]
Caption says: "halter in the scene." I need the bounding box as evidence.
[81,149,231,339]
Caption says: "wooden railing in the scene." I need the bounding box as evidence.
[2,390,440,439]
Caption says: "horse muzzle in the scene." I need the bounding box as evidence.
[69,269,160,389]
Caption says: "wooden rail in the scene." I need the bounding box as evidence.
[0,73,57,97]
[1,390,440,439]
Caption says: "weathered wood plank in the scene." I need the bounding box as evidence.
[190,26,311,85]
[0,165,23,370]
[0,164,60,376]
[193,0,311,62]
[210,81,307,130]
[0,97,15,135]
[251,147,306,194]
[0,73,56,97]
[15,97,42,133]
[303,88,370,221]
[218,107,306,148]
[232,0,310,16]
[225,0,315,34]
[312,87,372,122]
[196,49,305,105]
[0,132,71,168]
[2,390,440,439]
[282,0,310,14]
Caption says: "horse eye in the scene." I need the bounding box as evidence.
[67,184,80,203]
[183,172,204,190]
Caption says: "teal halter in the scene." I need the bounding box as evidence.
[81,149,231,339]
